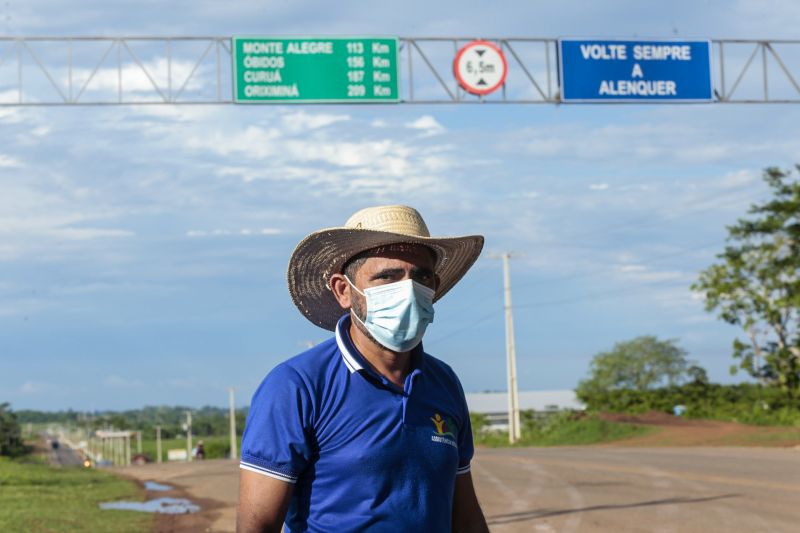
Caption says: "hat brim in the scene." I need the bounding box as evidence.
[287,228,484,330]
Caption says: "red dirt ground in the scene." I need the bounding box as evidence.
[599,411,800,447]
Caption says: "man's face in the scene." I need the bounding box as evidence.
[349,245,436,342]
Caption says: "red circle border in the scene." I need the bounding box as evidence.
[453,40,509,96]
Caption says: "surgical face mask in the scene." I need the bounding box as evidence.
[345,276,435,353]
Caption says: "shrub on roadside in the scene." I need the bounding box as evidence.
[0,403,30,458]
[577,383,800,426]
[472,409,650,447]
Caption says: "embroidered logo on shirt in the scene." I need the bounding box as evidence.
[430,413,457,448]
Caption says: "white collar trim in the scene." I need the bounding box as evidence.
[335,316,364,374]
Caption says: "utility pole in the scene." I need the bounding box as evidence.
[156,426,162,464]
[185,411,193,462]
[501,253,522,443]
[228,388,238,461]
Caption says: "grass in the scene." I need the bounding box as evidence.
[136,435,242,462]
[474,414,654,447]
[713,427,800,446]
[0,455,153,532]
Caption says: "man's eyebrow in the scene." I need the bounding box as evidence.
[369,267,405,279]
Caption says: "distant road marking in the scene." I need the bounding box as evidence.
[481,454,800,494]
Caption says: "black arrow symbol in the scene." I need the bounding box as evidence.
[477,78,487,85]
[475,49,486,56]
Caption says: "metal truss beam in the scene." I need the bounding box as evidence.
[0,36,799,105]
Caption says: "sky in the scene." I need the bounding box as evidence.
[2,0,800,410]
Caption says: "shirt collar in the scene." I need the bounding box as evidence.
[335,314,426,374]
[335,314,364,373]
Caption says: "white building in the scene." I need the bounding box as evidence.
[465,390,585,431]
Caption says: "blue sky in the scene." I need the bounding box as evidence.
[3,1,800,410]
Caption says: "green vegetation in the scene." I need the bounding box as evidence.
[137,435,243,462]
[578,381,800,426]
[16,405,248,441]
[576,336,690,398]
[693,165,800,398]
[575,331,800,426]
[471,410,652,447]
[1,403,30,457]
[0,456,152,532]
[715,427,800,446]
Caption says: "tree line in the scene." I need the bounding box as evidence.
[578,166,799,423]
[14,404,249,440]
[0,403,29,457]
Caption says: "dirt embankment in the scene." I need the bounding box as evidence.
[600,411,800,447]
[117,459,239,533]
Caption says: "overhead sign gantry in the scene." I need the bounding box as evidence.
[0,36,799,105]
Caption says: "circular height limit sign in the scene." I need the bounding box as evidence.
[453,40,508,95]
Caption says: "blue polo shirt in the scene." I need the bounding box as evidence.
[241,314,474,532]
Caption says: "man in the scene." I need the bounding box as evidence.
[238,205,489,532]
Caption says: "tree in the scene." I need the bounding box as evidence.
[686,365,709,386]
[692,166,800,398]
[576,336,690,399]
[0,403,28,457]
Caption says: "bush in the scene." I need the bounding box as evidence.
[472,409,650,447]
[0,404,30,458]
[577,383,800,426]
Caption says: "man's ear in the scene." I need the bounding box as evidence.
[329,273,351,310]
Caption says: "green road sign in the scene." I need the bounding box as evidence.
[232,36,400,103]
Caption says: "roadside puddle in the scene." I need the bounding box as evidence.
[99,497,200,514]
[100,481,200,514]
[143,480,173,492]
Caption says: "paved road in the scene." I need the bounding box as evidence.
[119,446,800,532]
[43,433,84,467]
[474,447,800,532]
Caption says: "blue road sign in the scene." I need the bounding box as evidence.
[559,39,712,102]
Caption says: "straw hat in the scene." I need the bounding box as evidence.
[287,205,484,330]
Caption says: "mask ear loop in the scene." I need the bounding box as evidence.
[343,275,369,328]
[343,275,366,297]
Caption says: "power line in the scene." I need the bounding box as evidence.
[546,186,765,245]
[514,277,686,311]
[426,310,499,345]
[510,237,724,292]
[428,276,689,346]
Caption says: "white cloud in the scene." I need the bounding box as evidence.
[714,168,759,189]
[20,381,51,394]
[68,59,204,97]
[280,111,350,133]
[516,117,800,165]
[56,228,135,240]
[0,154,22,167]
[615,262,691,284]
[405,115,445,136]
[186,228,282,237]
[184,124,282,158]
[589,183,609,191]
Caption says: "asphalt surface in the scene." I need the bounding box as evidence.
[473,447,800,532]
[118,446,800,532]
[44,433,84,467]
